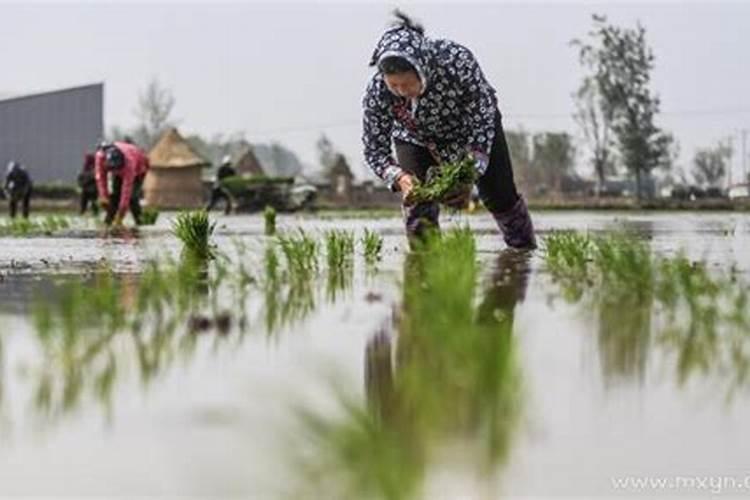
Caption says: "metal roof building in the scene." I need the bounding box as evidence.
[0,83,103,184]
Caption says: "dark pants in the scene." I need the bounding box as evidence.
[206,186,232,215]
[80,188,99,215]
[105,175,144,225]
[9,187,32,219]
[394,113,535,248]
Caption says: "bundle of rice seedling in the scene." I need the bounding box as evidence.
[172,210,217,261]
[404,155,477,206]
[140,207,159,226]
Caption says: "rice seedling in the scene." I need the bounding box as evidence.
[293,229,525,499]
[139,207,159,225]
[0,215,73,236]
[542,230,593,279]
[325,230,355,270]
[28,255,220,417]
[361,228,383,267]
[325,230,355,300]
[262,244,282,332]
[277,229,318,282]
[264,205,276,236]
[404,155,477,206]
[542,230,750,396]
[172,210,217,261]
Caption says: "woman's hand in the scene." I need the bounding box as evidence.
[397,173,415,199]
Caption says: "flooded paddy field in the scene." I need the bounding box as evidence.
[1,210,750,499]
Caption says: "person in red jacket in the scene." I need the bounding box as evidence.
[95,141,149,226]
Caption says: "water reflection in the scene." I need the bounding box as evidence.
[596,282,653,386]
[6,234,360,426]
[295,241,531,500]
[544,231,750,397]
[28,260,212,420]
[0,335,4,416]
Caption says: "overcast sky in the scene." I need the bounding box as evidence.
[2,0,749,181]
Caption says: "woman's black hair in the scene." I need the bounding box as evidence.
[379,56,417,75]
[391,9,424,35]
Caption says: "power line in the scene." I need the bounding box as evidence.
[241,107,750,137]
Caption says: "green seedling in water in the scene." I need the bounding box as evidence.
[29,253,222,417]
[277,229,318,282]
[294,228,525,500]
[543,231,750,397]
[404,155,477,206]
[325,230,355,270]
[264,205,276,236]
[0,215,72,236]
[325,230,355,300]
[139,208,159,226]
[361,228,383,266]
[172,210,217,261]
[263,239,319,333]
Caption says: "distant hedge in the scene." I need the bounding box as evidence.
[220,175,294,196]
[32,183,79,199]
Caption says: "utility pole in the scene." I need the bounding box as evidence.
[743,129,748,184]
[728,135,734,188]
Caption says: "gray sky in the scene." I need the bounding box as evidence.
[2,1,749,181]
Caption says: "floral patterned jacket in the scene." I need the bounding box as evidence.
[362,24,499,189]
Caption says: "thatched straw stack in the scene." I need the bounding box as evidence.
[144,128,209,208]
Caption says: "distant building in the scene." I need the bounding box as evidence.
[327,154,354,203]
[728,184,750,199]
[0,83,103,184]
[144,128,210,208]
[235,147,265,177]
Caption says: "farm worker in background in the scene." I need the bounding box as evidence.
[206,154,237,215]
[95,141,150,226]
[77,152,99,215]
[4,161,33,219]
[362,11,536,249]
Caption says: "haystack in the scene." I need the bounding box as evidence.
[144,128,209,208]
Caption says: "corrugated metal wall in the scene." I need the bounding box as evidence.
[0,83,103,184]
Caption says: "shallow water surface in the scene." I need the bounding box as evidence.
[1,211,749,498]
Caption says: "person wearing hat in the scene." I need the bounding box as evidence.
[95,141,149,226]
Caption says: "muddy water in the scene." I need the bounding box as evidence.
[1,211,749,498]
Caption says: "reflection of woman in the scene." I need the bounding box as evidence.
[364,248,531,447]
[362,12,536,248]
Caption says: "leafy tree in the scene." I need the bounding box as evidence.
[574,15,674,199]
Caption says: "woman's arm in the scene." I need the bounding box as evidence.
[362,79,405,190]
[454,44,498,175]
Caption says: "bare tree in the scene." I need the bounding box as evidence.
[134,77,176,148]
[532,132,576,195]
[316,134,338,172]
[573,75,616,195]
[693,141,732,188]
